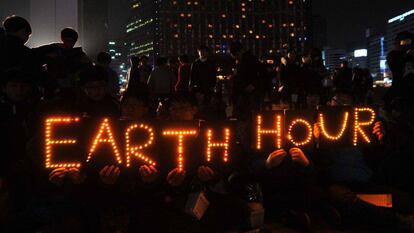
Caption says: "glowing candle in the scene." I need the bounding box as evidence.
[162,129,197,171]
[45,117,81,168]
[125,124,156,167]
[319,112,349,140]
[287,119,313,147]
[86,118,122,164]
[353,108,376,146]
[256,115,283,150]
[206,128,231,163]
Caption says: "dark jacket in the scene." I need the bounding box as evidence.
[190,58,217,94]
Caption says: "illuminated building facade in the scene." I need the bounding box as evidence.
[322,47,347,71]
[125,0,312,61]
[367,35,387,78]
[108,40,129,86]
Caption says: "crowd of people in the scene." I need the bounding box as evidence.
[1,15,414,233]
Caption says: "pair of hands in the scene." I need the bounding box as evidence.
[49,166,121,186]
[49,167,85,186]
[140,165,185,187]
[165,166,215,187]
[100,165,159,185]
[313,121,385,142]
[166,165,217,187]
[266,148,309,169]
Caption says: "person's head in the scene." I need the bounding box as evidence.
[229,41,243,59]
[168,57,178,67]
[60,28,78,49]
[309,48,322,61]
[395,31,413,51]
[166,92,198,121]
[340,60,349,68]
[306,93,321,108]
[130,56,140,67]
[121,91,149,119]
[301,55,311,65]
[3,16,32,44]
[97,52,112,67]
[178,54,189,65]
[287,49,297,62]
[328,90,354,106]
[1,68,33,102]
[79,66,108,101]
[139,56,149,66]
[197,45,209,60]
[155,57,168,67]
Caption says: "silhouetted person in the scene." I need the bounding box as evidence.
[96,52,119,98]
[139,55,152,83]
[0,16,36,75]
[147,57,175,101]
[387,31,414,86]
[333,60,352,91]
[175,54,191,92]
[301,48,325,98]
[33,27,90,88]
[0,68,39,231]
[189,45,217,96]
[229,41,264,118]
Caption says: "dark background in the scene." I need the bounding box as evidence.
[313,0,414,49]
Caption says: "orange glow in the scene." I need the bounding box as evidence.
[45,117,81,168]
[319,112,349,140]
[256,115,283,150]
[287,119,313,146]
[125,124,156,167]
[162,129,197,171]
[206,128,231,163]
[353,108,376,146]
[86,118,122,164]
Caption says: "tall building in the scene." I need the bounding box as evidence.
[28,0,108,59]
[125,0,312,62]
[322,47,347,72]
[312,15,327,49]
[367,35,387,78]
[386,9,414,54]
[108,39,129,87]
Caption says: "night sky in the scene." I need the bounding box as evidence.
[313,0,414,50]
[1,0,414,50]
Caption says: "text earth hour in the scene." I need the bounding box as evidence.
[44,107,376,169]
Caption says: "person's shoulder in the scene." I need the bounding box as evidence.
[193,58,202,64]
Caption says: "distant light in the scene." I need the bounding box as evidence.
[354,49,367,57]
[380,59,387,71]
[388,9,414,23]
[109,41,116,45]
